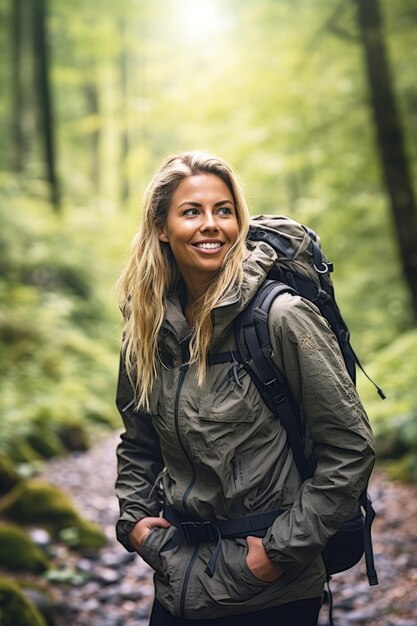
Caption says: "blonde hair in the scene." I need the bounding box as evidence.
[117,151,250,410]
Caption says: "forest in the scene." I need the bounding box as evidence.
[0,0,417,624]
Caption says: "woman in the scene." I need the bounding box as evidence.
[115,151,375,626]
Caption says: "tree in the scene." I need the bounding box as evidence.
[84,80,101,196]
[356,0,417,319]
[119,17,130,206]
[32,0,60,210]
[11,0,24,172]
[11,0,36,173]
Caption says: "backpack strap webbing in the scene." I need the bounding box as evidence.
[360,492,379,585]
[235,280,313,480]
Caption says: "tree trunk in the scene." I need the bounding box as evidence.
[11,0,34,171]
[84,81,101,196]
[32,0,60,210]
[356,0,417,318]
[119,17,130,206]
[11,0,24,172]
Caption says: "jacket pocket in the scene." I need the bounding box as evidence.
[239,554,285,588]
[197,537,285,609]
[236,537,285,589]
[199,369,265,422]
[137,526,176,572]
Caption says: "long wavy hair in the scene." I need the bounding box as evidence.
[117,151,250,410]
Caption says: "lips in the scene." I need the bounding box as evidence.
[193,242,223,250]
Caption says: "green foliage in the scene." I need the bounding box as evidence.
[0,577,48,626]
[358,330,417,481]
[45,567,89,585]
[0,524,50,574]
[0,194,119,464]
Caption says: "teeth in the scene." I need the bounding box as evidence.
[195,242,222,249]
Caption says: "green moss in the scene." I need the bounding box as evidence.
[26,428,66,460]
[59,519,106,550]
[0,577,47,626]
[0,479,105,551]
[0,479,83,526]
[56,420,90,452]
[0,524,49,574]
[0,455,20,496]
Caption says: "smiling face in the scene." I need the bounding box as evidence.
[158,173,239,298]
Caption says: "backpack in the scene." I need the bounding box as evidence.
[233,216,381,587]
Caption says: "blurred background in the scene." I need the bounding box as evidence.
[0,0,417,622]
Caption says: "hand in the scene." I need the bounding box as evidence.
[128,516,171,551]
[245,535,284,582]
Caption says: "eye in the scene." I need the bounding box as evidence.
[217,206,233,216]
[183,207,200,216]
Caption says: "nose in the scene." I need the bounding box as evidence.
[200,211,219,232]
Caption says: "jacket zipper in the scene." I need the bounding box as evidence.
[232,457,238,483]
[174,342,199,617]
[180,546,199,617]
[174,344,196,513]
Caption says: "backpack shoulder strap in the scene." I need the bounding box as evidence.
[235,280,313,480]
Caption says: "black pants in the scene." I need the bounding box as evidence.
[150,597,322,626]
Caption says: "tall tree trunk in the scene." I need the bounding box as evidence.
[84,81,101,196]
[356,0,417,318]
[11,0,24,172]
[119,18,130,206]
[11,0,34,171]
[32,0,60,210]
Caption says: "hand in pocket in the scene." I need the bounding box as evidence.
[245,536,284,582]
[128,516,171,551]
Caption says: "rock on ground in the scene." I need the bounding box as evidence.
[41,433,417,626]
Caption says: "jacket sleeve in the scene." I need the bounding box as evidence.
[115,353,164,552]
[262,293,376,571]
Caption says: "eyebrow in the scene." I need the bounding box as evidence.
[178,200,234,208]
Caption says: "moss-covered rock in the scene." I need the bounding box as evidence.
[0,455,20,496]
[26,428,66,460]
[56,420,90,452]
[0,479,106,551]
[0,576,48,626]
[0,480,79,527]
[0,523,49,573]
[59,519,106,550]
[21,587,56,626]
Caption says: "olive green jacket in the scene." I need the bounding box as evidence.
[115,241,375,619]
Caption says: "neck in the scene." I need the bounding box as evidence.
[182,269,217,304]
[183,276,213,328]
[186,284,206,305]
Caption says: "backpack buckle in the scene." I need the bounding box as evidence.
[178,521,218,544]
[263,379,287,404]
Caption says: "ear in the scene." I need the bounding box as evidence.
[157,222,169,243]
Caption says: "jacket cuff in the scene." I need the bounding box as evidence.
[116,519,140,552]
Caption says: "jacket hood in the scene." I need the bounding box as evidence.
[162,241,278,346]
